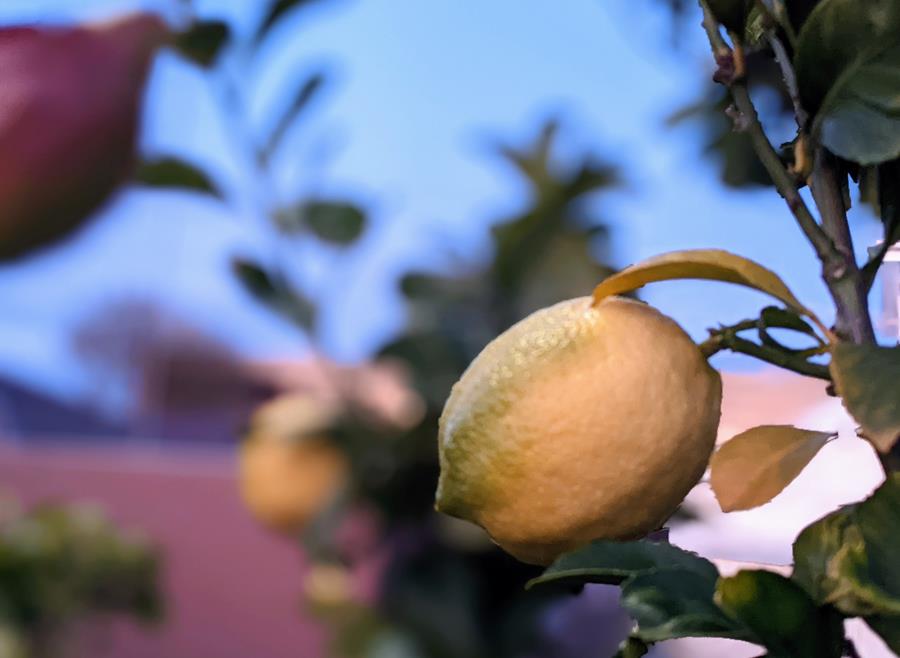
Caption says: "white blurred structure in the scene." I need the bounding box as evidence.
[880,242,900,341]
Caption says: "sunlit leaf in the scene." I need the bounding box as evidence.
[716,570,844,658]
[133,157,222,198]
[592,249,812,319]
[173,20,230,68]
[710,425,833,512]
[793,474,900,618]
[830,343,900,453]
[794,0,900,164]
[526,539,717,590]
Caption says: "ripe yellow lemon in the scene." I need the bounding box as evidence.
[435,296,721,565]
[239,394,348,534]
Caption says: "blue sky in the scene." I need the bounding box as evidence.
[0,0,886,403]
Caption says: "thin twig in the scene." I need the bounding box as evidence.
[699,321,831,380]
[767,34,807,127]
[729,84,835,265]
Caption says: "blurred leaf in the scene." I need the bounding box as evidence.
[620,568,750,642]
[133,157,222,198]
[232,258,315,329]
[173,20,230,68]
[613,636,649,658]
[706,0,753,33]
[257,0,321,42]
[793,473,900,617]
[592,249,812,318]
[794,0,900,164]
[666,54,789,189]
[717,570,844,658]
[710,426,833,512]
[830,343,900,453]
[527,539,717,590]
[264,72,326,160]
[498,120,559,189]
[277,201,366,245]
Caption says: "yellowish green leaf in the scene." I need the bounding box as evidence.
[592,249,812,319]
[710,425,833,512]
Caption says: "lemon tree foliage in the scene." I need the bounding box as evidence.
[710,426,833,512]
[499,0,900,655]
[0,504,161,656]
[831,343,900,453]
[794,0,900,165]
[793,475,900,652]
[591,248,814,321]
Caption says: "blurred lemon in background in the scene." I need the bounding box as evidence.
[240,394,348,534]
[436,296,721,565]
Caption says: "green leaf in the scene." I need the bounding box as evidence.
[256,0,321,42]
[792,473,900,617]
[526,539,718,590]
[277,201,366,245]
[173,20,230,68]
[706,0,753,33]
[133,157,222,199]
[716,570,844,658]
[621,569,751,642]
[591,249,813,319]
[830,343,900,453]
[710,426,833,512]
[232,258,315,329]
[758,306,821,353]
[866,615,900,654]
[794,0,900,164]
[264,72,326,160]
[612,636,649,658]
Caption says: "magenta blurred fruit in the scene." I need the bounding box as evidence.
[0,14,169,260]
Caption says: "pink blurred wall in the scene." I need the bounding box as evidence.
[0,442,325,658]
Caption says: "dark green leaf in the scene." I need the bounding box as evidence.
[758,306,822,354]
[830,343,900,453]
[706,0,753,33]
[133,157,222,199]
[527,539,718,590]
[621,569,751,642]
[232,258,315,329]
[257,0,321,42]
[173,20,230,68]
[613,636,649,658]
[794,0,900,164]
[277,201,366,245]
[866,615,900,654]
[264,72,326,160]
[716,570,844,658]
[785,0,822,34]
[792,473,900,617]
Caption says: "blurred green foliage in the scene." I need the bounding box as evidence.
[0,501,161,658]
